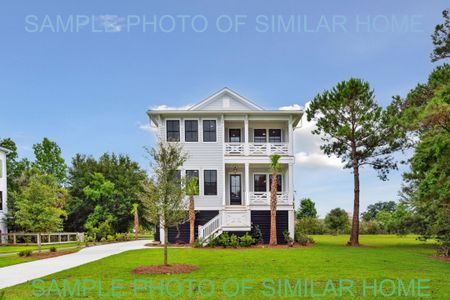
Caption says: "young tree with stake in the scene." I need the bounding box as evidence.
[269,154,282,246]
[306,78,399,246]
[141,141,188,265]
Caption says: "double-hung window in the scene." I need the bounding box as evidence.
[254,129,267,143]
[166,120,180,142]
[203,120,216,142]
[184,120,198,142]
[269,129,282,143]
[254,174,267,192]
[204,170,217,195]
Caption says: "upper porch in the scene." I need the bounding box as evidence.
[223,116,295,156]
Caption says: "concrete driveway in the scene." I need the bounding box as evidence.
[0,239,152,289]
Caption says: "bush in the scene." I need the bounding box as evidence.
[208,233,219,247]
[49,246,57,252]
[115,233,125,241]
[295,231,314,246]
[239,233,255,247]
[100,237,107,242]
[219,232,230,248]
[296,217,326,235]
[194,238,203,248]
[229,234,239,248]
[106,235,115,242]
[252,224,264,244]
[18,250,33,257]
[360,220,381,234]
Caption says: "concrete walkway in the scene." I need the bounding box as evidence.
[0,239,152,289]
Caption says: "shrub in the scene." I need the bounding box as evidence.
[239,233,255,247]
[296,217,326,235]
[295,231,314,246]
[100,237,107,243]
[49,246,57,252]
[229,234,239,248]
[360,220,381,234]
[283,230,294,245]
[208,233,218,247]
[219,232,230,248]
[194,238,203,248]
[18,250,33,257]
[252,224,264,244]
[115,233,125,241]
[106,235,115,242]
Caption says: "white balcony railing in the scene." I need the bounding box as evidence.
[248,192,291,205]
[224,143,289,156]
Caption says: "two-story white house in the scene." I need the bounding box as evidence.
[0,146,10,242]
[147,88,302,244]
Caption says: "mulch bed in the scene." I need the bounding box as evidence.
[430,255,450,262]
[132,264,198,275]
[31,251,73,259]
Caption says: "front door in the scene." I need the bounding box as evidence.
[229,129,241,143]
[230,174,242,205]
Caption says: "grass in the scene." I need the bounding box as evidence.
[0,242,81,254]
[0,248,82,268]
[1,235,449,299]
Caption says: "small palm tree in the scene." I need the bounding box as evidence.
[186,176,199,244]
[269,154,282,246]
[131,203,139,240]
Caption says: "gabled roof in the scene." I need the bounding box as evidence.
[188,87,264,111]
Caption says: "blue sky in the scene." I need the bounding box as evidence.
[0,1,447,216]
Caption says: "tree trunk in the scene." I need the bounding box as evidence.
[269,172,278,246]
[134,210,139,240]
[189,196,195,245]
[349,163,360,247]
[164,226,169,266]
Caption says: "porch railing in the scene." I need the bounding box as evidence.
[248,192,290,205]
[224,143,289,156]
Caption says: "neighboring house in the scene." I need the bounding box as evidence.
[0,146,11,242]
[147,88,302,244]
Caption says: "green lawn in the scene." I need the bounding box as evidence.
[2,235,449,299]
[0,248,82,268]
[0,242,81,254]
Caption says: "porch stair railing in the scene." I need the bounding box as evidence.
[198,213,222,245]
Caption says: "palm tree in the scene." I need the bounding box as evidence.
[131,203,139,240]
[186,176,199,244]
[269,154,282,246]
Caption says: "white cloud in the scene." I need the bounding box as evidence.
[295,152,343,168]
[294,101,344,169]
[138,122,157,133]
[278,104,303,110]
[95,15,125,32]
[150,104,193,111]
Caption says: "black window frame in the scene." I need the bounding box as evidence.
[204,170,217,195]
[254,174,267,192]
[0,191,3,211]
[185,170,199,195]
[269,129,282,143]
[269,174,283,192]
[203,120,217,142]
[254,129,267,143]
[166,120,180,142]
[184,120,198,142]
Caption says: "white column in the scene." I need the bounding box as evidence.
[288,116,293,155]
[222,115,226,206]
[245,162,250,206]
[244,115,249,155]
[288,210,295,240]
[288,163,294,205]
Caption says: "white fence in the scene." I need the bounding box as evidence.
[248,192,290,205]
[0,232,84,245]
[224,143,289,156]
